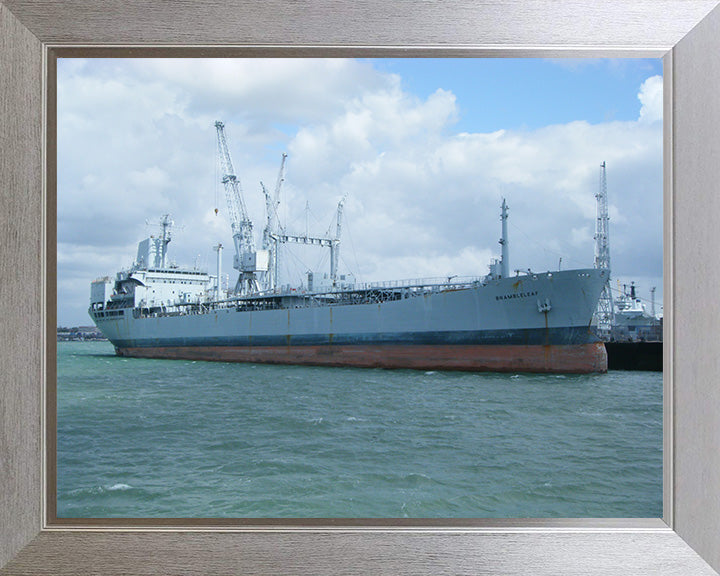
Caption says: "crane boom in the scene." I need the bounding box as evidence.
[330,196,346,286]
[261,153,286,247]
[261,182,273,249]
[335,196,345,241]
[261,153,288,291]
[272,153,287,215]
[214,121,249,233]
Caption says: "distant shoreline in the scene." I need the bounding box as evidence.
[57,327,107,342]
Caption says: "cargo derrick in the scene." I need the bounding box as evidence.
[265,184,346,291]
[261,153,287,292]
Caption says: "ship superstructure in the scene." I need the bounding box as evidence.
[89,122,608,373]
[90,214,214,320]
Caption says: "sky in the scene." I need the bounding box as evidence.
[57,58,663,327]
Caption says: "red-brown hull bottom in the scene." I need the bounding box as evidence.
[116,342,608,374]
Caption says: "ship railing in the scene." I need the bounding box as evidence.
[242,275,487,299]
[355,275,485,291]
[133,276,487,318]
[215,275,487,300]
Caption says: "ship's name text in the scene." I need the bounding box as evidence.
[496,290,539,301]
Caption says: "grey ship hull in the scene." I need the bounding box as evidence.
[91,268,609,373]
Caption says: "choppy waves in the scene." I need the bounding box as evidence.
[57,341,662,518]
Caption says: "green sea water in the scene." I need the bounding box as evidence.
[57,340,662,518]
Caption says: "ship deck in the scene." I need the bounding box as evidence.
[130,275,488,319]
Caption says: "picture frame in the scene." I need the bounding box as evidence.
[2,1,720,574]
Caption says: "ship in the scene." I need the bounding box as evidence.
[88,122,609,373]
[610,282,662,342]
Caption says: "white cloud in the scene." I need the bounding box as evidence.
[570,226,593,248]
[57,59,663,326]
[638,75,663,124]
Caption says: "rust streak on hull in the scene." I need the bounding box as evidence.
[116,342,608,374]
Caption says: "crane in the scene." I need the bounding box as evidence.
[214,121,268,295]
[261,153,287,292]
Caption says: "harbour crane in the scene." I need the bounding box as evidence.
[214,121,268,295]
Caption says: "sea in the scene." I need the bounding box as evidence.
[57,340,663,519]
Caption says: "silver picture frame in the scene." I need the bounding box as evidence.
[2,1,720,574]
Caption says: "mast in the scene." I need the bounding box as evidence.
[159,214,173,268]
[143,214,174,269]
[500,198,509,278]
[213,243,223,300]
[650,286,656,318]
[594,161,614,335]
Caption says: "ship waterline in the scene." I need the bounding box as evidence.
[116,343,607,373]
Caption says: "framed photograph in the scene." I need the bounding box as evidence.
[2,1,720,574]
[53,56,664,521]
